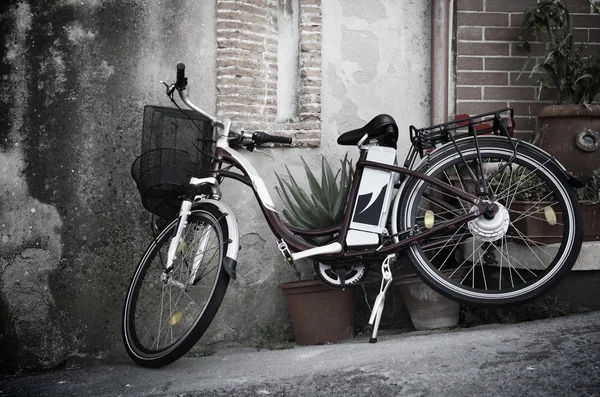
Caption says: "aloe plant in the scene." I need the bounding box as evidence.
[275,154,354,229]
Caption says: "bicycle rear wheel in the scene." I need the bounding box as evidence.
[398,137,582,306]
[123,207,230,367]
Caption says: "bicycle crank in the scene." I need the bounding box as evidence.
[315,261,367,288]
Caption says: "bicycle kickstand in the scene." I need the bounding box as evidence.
[367,254,395,343]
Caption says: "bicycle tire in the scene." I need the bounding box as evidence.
[123,205,230,367]
[398,137,583,306]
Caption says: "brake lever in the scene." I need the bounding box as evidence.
[161,81,176,97]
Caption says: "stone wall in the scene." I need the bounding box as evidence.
[216,0,322,146]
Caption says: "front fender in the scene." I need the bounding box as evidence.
[192,199,240,279]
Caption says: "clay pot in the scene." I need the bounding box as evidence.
[396,274,460,330]
[535,105,600,184]
[279,280,354,345]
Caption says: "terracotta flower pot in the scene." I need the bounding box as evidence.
[535,105,600,184]
[279,280,354,345]
[396,274,460,330]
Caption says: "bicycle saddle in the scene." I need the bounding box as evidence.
[337,114,398,148]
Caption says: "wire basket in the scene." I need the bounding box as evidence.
[131,105,215,219]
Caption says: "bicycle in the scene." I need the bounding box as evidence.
[122,63,583,368]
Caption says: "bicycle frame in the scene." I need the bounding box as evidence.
[173,89,490,269]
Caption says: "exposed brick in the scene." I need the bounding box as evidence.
[590,29,600,43]
[457,0,483,12]
[300,24,321,32]
[217,0,322,145]
[218,2,269,16]
[509,72,546,87]
[573,28,589,42]
[217,76,277,90]
[582,44,600,56]
[217,86,277,96]
[457,86,482,100]
[300,113,320,121]
[219,104,277,114]
[485,57,528,71]
[300,86,320,96]
[457,101,509,115]
[457,56,483,70]
[537,87,559,102]
[561,0,593,13]
[485,27,520,41]
[218,58,263,70]
[217,67,266,79]
[218,30,275,44]
[572,14,600,26]
[300,104,320,114]
[484,86,535,100]
[217,38,268,52]
[217,10,270,25]
[217,21,273,34]
[486,0,536,12]
[457,12,509,27]
[458,27,483,40]
[458,41,510,56]
[511,42,546,57]
[509,101,547,117]
[457,71,508,86]
[300,42,321,52]
[509,13,524,27]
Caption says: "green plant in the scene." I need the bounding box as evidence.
[576,169,600,203]
[517,0,600,105]
[275,154,354,229]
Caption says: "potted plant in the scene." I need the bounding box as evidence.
[518,0,600,183]
[275,155,356,345]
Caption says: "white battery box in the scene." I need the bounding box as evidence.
[346,146,397,248]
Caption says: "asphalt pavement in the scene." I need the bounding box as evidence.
[1,310,599,397]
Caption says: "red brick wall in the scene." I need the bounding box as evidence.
[216,0,321,147]
[455,0,600,140]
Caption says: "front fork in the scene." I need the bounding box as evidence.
[163,177,219,280]
[165,199,193,272]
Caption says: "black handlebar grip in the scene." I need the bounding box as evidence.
[269,135,293,144]
[253,131,292,145]
[176,63,186,89]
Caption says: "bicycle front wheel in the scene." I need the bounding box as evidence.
[123,207,230,367]
[399,137,582,306]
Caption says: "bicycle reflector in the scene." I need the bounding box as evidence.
[170,312,183,326]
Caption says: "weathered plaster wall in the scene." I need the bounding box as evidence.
[321,0,431,162]
[0,0,432,372]
[0,0,216,372]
